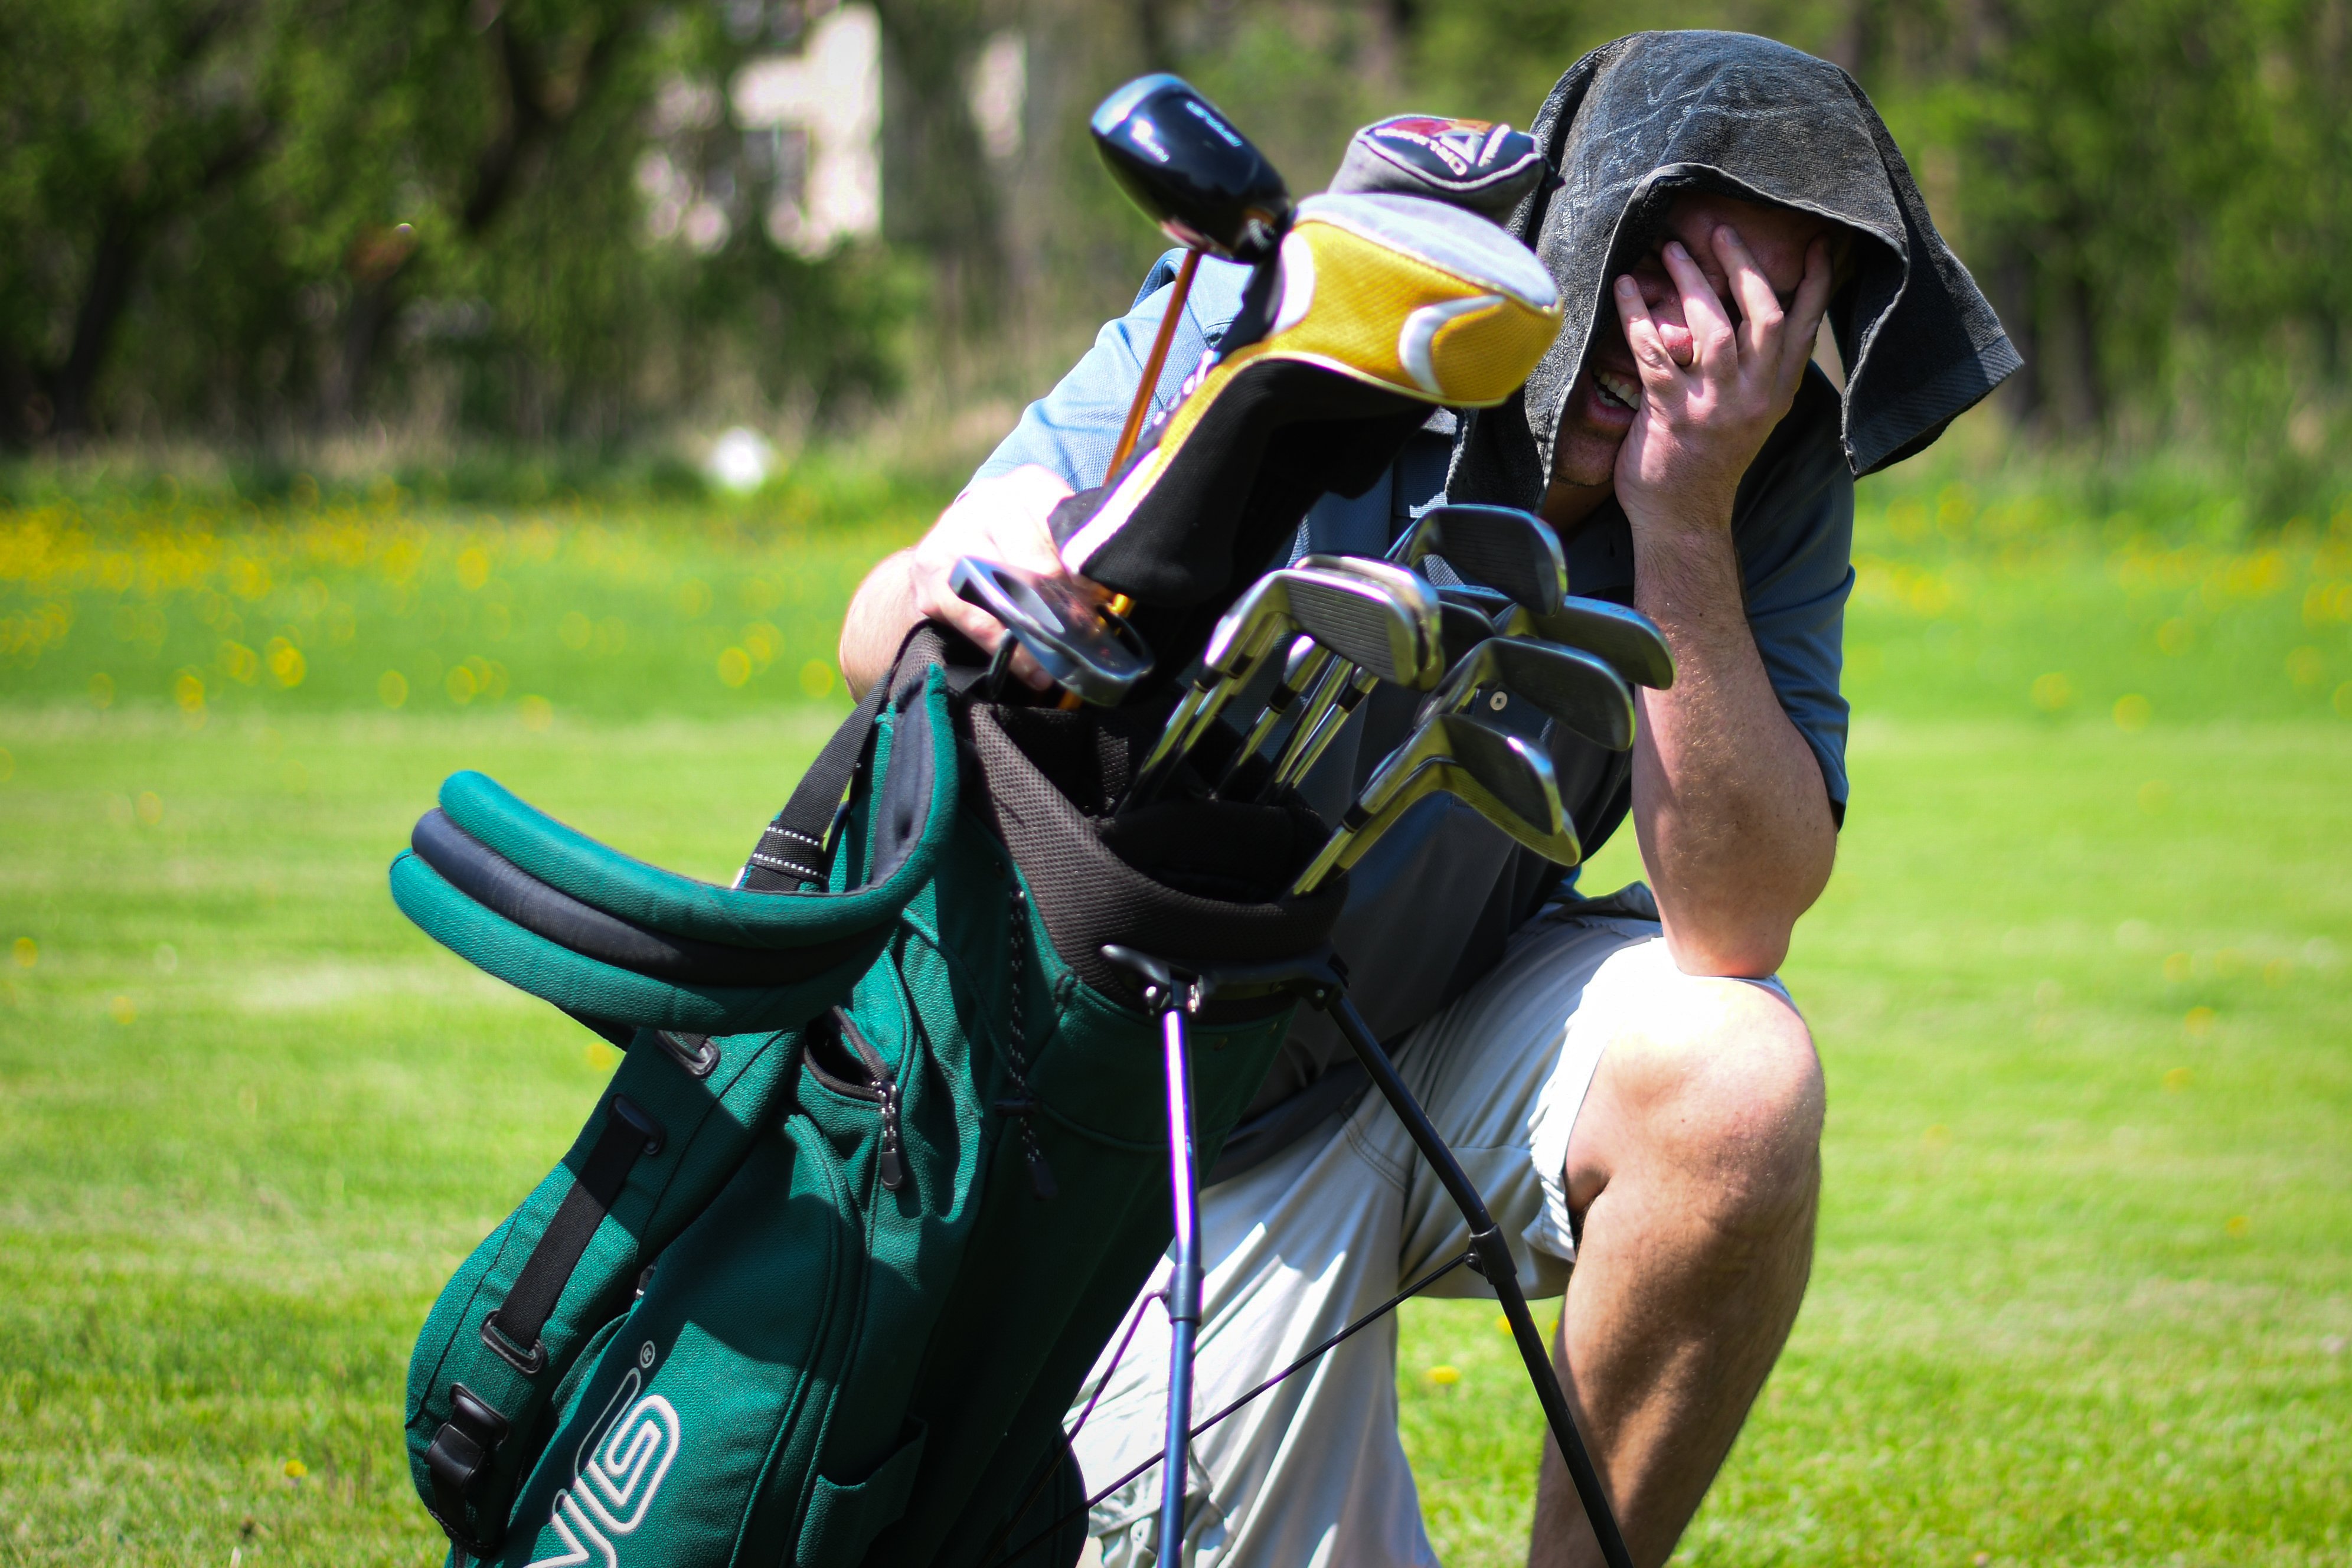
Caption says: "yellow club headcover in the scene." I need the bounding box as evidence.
[1247,191,1562,406]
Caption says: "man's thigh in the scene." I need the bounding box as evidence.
[1350,909,1668,1301]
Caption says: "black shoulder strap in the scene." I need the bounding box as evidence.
[740,625,953,893]
[741,674,891,892]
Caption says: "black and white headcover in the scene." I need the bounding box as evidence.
[1331,115,1548,218]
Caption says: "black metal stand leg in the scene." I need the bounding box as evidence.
[1321,992,1636,1568]
[1157,994,1203,1560]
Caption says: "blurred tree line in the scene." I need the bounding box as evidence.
[3,0,2345,490]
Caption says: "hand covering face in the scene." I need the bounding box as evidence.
[1451,30,2023,506]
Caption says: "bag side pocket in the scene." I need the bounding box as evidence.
[797,1419,929,1568]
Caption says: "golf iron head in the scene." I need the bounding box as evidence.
[1288,554,1445,688]
[1090,74,1292,263]
[1417,636,1636,752]
[1124,564,1438,808]
[950,557,1154,706]
[1388,504,1567,618]
[1257,553,1449,795]
[1291,713,1579,894]
[1511,597,1677,690]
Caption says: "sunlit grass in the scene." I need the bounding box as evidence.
[1400,720,2352,1566]
[2,467,2350,1565]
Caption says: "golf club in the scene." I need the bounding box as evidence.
[1090,75,1292,477]
[1260,554,1443,795]
[1123,566,1434,808]
[1291,713,1578,894]
[1387,503,1567,617]
[1489,594,1678,691]
[951,557,1155,706]
[1415,636,1637,752]
[1213,634,1330,795]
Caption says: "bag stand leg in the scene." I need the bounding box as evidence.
[1155,997,1204,1560]
[1102,947,1211,1561]
[1317,986,1636,1568]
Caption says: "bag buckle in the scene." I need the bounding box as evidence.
[479,1310,548,1376]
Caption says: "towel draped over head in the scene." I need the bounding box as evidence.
[1450,30,2022,506]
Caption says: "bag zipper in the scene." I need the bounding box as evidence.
[809,1007,906,1191]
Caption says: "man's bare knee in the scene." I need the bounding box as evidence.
[1572,975,1824,1237]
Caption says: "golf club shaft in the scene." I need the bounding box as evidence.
[1318,994,1634,1568]
[1214,643,1333,794]
[1160,1002,1202,1557]
[1074,247,1198,667]
[1112,249,1201,477]
[1273,673,1366,792]
[1263,657,1354,789]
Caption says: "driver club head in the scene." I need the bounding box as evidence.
[1292,713,1577,893]
[950,557,1154,705]
[1090,74,1292,263]
[1388,504,1567,617]
[1418,636,1636,751]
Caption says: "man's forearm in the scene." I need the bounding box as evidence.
[839,549,919,699]
[1628,524,1835,976]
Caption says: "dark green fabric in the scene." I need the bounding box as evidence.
[388,850,890,1035]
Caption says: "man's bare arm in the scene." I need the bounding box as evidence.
[1611,227,1840,976]
[838,465,1077,698]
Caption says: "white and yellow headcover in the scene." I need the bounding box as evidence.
[1244,191,1562,404]
[1059,192,1560,597]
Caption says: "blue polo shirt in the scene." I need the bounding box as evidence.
[976,251,1854,1112]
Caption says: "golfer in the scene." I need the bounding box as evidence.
[841,32,2017,1568]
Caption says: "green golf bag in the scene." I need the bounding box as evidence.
[393,630,1345,1566]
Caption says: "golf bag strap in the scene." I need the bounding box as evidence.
[478,1095,665,1377]
[743,675,891,891]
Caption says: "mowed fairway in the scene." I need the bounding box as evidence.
[3,484,2349,1564]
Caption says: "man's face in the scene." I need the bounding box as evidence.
[1551,191,1848,490]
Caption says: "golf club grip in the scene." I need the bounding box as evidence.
[1322,995,1636,1568]
[1110,248,1201,476]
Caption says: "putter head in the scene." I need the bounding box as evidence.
[950,557,1154,705]
[1090,74,1291,263]
[1390,504,1567,616]
[1292,554,1446,688]
[1420,636,1636,751]
[1514,597,1677,690]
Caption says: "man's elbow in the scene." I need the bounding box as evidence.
[1662,912,1796,980]
[1662,845,1834,979]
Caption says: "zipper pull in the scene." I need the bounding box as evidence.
[877,1082,907,1191]
[1025,1137,1058,1200]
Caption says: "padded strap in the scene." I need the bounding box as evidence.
[479,1095,665,1375]
[743,675,891,891]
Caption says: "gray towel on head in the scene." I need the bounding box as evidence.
[1451,30,2022,503]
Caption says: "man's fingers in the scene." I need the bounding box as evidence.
[1660,240,1736,369]
[1783,236,1837,387]
[913,580,1057,688]
[1614,276,1682,386]
[1714,226,1785,365]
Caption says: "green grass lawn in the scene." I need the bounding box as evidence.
[2,475,2348,1565]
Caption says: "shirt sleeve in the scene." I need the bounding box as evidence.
[971,251,1256,492]
[1730,368,1855,822]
